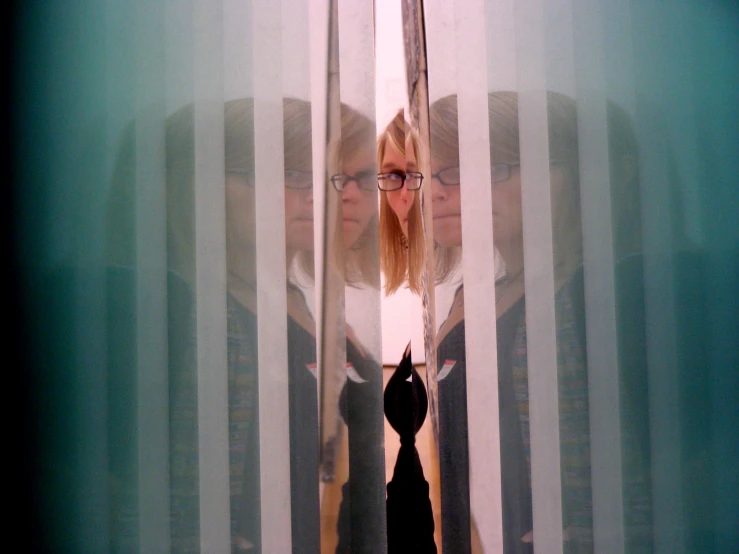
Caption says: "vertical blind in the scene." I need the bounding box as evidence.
[12,0,738,552]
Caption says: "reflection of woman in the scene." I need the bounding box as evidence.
[429,91,593,554]
[377,110,425,295]
[162,98,384,553]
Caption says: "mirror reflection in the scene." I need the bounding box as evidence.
[158,98,386,552]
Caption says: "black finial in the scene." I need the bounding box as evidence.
[383,343,437,552]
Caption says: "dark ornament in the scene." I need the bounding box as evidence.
[384,342,437,553]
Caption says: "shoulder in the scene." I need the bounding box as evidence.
[346,339,381,384]
[437,318,466,354]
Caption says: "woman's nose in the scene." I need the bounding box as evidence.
[341,179,361,203]
[399,183,409,202]
[431,176,447,201]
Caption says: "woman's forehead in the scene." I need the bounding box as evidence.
[405,139,418,168]
[343,150,375,173]
[431,153,459,170]
[382,139,418,170]
[284,151,312,171]
[381,140,405,169]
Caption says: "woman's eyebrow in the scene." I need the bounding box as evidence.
[380,161,404,172]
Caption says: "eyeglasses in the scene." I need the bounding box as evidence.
[432,163,521,186]
[226,169,314,190]
[377,171,424,192]
[330,172,378,192]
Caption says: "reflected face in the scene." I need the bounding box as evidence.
[381,140,417,235]
[225,170,315,256]
[341,152,377,249]
[226,152,376,258]
[431,160,570,253]
[431,158,462,248]
[284,170,315,252]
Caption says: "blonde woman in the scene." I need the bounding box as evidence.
[377,110,426,295]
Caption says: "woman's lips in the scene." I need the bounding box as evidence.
[433,214,460,220]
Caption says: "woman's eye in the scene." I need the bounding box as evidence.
[440,168,460,183]
[389,172,404,181]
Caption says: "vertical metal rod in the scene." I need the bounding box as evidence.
[401,0,440,459]
[319,0,348,486]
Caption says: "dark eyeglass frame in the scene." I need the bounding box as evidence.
[226,169,314,190]
[330,172,378,192]
[432,162,522,186]
[377,171,424,192]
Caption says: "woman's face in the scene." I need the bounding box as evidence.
[341,151,377,249]
[226,150,376,258]
[431,158,570,255]
[381,139,417,235]
[430,157,462,248]
[225,168,315,257]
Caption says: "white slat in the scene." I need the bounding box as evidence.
[515,0,564,551]
[571,0,625,550]
[454,1,504,552]
[253,0,293,551]
[192,1,231,551]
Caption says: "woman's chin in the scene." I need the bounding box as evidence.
[286,232,315,253]
[433,221,462,248]
[434,235,461,249]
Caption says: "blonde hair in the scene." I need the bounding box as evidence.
[377,110,425,295]
[429,91,583,284]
